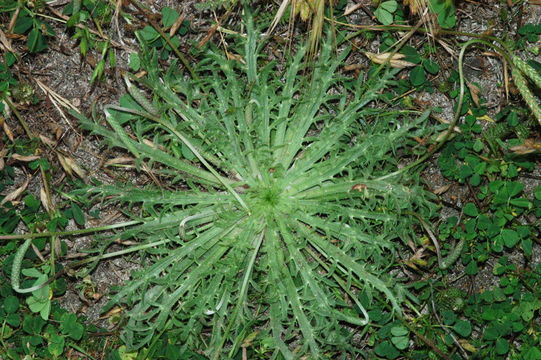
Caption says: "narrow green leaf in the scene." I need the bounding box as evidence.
[71,202,85,226]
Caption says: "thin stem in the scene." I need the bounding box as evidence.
[12,237,172,294]
[376,39,482,181]
[39,166,57,277]
[45,5,129,50]
[1,320,16,360]
[129,0,197,79]
[331,18,510,52]
[3,97,33,138]
[0,220,142,241]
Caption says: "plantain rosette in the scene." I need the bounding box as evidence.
[74,19,435,359]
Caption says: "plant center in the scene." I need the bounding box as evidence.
[248,182,287,216]
[260,187,281,207]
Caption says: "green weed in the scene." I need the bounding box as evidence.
[70,19,436,358]
[3,0,55,53]
[0,141,106,359]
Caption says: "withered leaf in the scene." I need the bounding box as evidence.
[1,177,30,205]
[12,154,40,162]
[365,52,416,69]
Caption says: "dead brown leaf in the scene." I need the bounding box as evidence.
[197,24,219,49]
[57,153,70,176]
[48,122,64,140]
[466,81,481,107]
[0,148,6,171]
[343,64,364,72]
[39,186,53,213]
[57,153,87,179]
[433,184,451,195]
[364,52,416,69]
[343,3,363,16]
[12,153,40,162]
[169,12,185,37]
[0,29,14,53]
[1,177,30,205]
[39,134,57,147]
[142,139,166,151]
[403,0,428,15]
[1,117,14,141]
[134,70,147,78]
[351,184,367,192]
[458,339,477,353]
[64,155,86,179]
[403,246,428,270]
[226,52,245,64]
[509,139,541,155]
[114,239,139,246]
[105,157,135,166]
[267,0,291,36]
[99,306,123,319]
